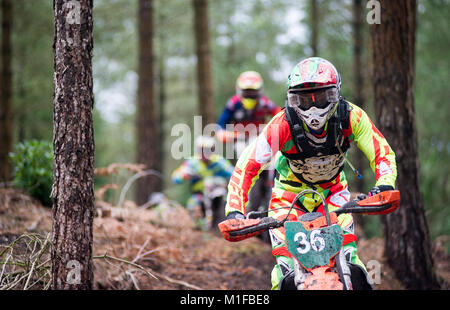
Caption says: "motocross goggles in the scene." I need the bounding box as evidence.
[287,86,339,111]
[239,88,261,99]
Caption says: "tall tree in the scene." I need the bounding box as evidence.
[352,0,365,187]
[370,0,440,289]
[10,1,54,143]
[157,3,166,189]
[136,0,159,205]
[310,0,318,56]
[193,0,214,125]
[0,0,13,185]
[52,0,95,289]
[351,0,366,233]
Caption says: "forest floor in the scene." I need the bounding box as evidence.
[0,188,449,290]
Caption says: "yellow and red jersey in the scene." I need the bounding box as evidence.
[225,102,397,215]
[217,94,281,130]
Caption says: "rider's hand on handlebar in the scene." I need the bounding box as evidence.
[218,212,263,242]
[369,185,394,197]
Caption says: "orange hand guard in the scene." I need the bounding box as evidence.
[218,218,262,242]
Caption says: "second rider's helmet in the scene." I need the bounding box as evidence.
[236,71,263,110]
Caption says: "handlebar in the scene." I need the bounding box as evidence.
[229,190,400,237]
[228,216,282,238]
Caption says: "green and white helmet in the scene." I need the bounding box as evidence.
[286,57,341,131]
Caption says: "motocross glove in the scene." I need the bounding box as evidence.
[369,185,394,197]
[218,211,263,242]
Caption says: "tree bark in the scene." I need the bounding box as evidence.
[193,0,214,125]
[352,0,365,192]
[351,0,366,234]
[136,0,159,205]
[52,0,95,290]
[0,0,13,185]
[310,0,318,56]
[157,6,166,190]
[370,0,440,289]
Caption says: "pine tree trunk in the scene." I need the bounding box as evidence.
[157,7,166,190]
[351,0,366,234]
[310,0,318,56]
[193,0,214,125]
[0,0,13,185]
[51,0,95,290]
[370,0,440,289]
[136,0,159,205]
[352,0,365,193]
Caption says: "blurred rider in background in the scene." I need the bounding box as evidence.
[216,71,281,219]
[172,136,234,230]
[216,71,281,146]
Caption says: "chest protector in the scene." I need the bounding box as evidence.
[282,98,351,185]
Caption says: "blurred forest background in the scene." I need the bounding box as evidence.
[1,0,449,245]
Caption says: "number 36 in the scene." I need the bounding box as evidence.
[294,230,325,254]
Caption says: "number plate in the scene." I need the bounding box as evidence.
[285,222,344,270]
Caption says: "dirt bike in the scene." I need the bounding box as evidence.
[202,176,227,231]
[219,189,400,290]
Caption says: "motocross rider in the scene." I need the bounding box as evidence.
[216,70,281,142]
[171,136,234,230]
[216,71,281,214]
[220,57,397,289]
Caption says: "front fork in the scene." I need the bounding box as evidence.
[335,248,353,290]
[292,257,307,290]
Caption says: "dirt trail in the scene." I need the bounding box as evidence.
[1,188,449,290]
[92,201,275,290]
[0,188,275,290]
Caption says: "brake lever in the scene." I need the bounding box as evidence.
[245,211,258,219]
[245,210,268,219]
